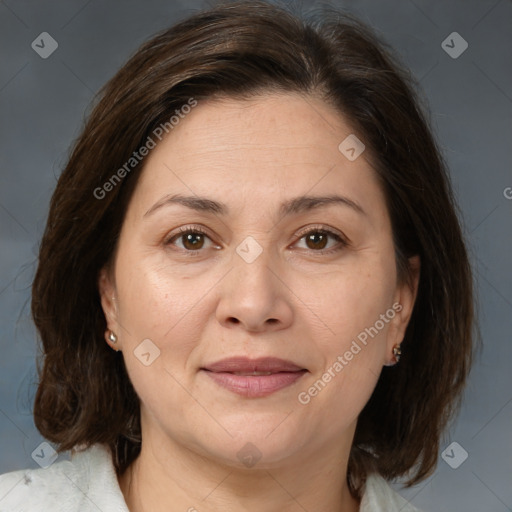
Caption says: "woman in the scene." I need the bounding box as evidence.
[0,1,474,511]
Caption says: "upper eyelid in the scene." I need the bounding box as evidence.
[166,225,213,243]
[294,224,346,240]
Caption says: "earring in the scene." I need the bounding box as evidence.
[392,344,401,363]
[107,330,121,352]
[384,344,402,367]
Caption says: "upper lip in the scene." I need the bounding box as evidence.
[201,357,306,373]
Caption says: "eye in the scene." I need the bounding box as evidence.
[294,226,348,253]
[165,226,219,252]
[164,225,348,255]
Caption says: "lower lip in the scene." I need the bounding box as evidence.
[201,370,307,398]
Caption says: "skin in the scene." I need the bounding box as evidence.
[99,92,420,512]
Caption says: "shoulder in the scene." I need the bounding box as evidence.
[360,472,423,512]
[0,443,129,512]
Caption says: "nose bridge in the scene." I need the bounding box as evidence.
[235,237,274,290]
[231,234,279,304]
[215,234,293,331]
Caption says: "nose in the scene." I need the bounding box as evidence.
[215,244,294,333]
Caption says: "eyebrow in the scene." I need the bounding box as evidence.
[143,193,366,218]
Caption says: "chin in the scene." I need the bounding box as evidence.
[186,415,312,469]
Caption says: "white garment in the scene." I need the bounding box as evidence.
[0,443,421,511]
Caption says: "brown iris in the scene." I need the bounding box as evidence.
[182,232,205,250]
[305,231,328,250]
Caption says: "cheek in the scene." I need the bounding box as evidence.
[300,253,396,346]
[112,251,211,418]
[295,267,393,433]
[294,251,396,413]
[113,247,214,353]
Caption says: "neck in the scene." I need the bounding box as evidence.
[118,426,360,512]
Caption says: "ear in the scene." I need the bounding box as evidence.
[386,255,421,361]
[98,266,120,350]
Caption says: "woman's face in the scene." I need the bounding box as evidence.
[100,93,418,469]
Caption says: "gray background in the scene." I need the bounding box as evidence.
[1,0,511,510]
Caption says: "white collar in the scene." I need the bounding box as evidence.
[0,443,421,511]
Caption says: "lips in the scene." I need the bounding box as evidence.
[201,356,305,373]
[200,357,307,398]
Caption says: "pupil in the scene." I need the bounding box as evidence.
[184,233,203,249]
[307,232,327,250]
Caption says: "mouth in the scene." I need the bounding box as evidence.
[200,357,308,398]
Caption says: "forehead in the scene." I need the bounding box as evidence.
[128,93,387,221]
[165,93,352,161]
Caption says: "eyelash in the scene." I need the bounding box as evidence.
[164,224,348,257]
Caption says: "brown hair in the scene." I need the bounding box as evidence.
[31,0,474,497]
